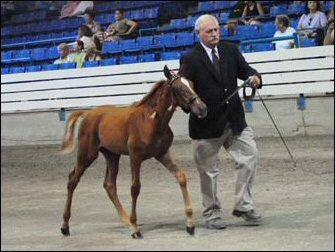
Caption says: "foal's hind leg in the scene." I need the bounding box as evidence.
[155,150,195,235]
[61,138,99,236]
[100,148,130,225]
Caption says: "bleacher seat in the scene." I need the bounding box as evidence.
[161,51,181,60]
[236,25,260,39]
[287,3,306,16]
[31,48,46,61]
[119,39,138,52]
[46,47,59,60]
[176,32,195,46]
[259,23,277,37]
[156,33,177,47]
[42,64,59,71]
[300,38,317,48]
[1,68,10,75]
[58,62,76,70]
[137,36,154,50]
[2,51,12,61]
[198,2,216,12]
[10,66,25,74]
[270,5,288,16]
[84,61,100,68]
[214,1,237,10]
[25,65,42,72]
[139,53,156,63]
[100,58,118,66]
[252,43,274,52]
[120,56,138,64]
[103,42,121,54]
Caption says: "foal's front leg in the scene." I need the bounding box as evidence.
[155,150,195,235]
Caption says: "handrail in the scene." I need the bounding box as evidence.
[2,36,78,49]
[240,33,300,48]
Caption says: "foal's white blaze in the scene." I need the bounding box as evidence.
[181,77,195,94]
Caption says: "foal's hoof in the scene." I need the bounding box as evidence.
[131,231,143,239]
[61,227,70,236]
[186,226,195,235]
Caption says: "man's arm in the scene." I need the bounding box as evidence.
[235,45,262,88]
[123,19,138,36]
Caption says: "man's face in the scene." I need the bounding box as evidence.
[115,10,123,21]
[198,18,220,48]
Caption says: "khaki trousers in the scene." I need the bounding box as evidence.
[192,124,259,220]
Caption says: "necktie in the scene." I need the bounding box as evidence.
[211,49,220,75]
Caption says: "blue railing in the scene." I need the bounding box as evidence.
[240,32,300,51]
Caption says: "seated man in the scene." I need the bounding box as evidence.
[54,43,74,64]
[104,9,138,41]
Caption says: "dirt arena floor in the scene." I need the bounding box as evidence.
[1,135,334,251]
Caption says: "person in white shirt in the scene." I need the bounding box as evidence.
[54,43,74,64]
[273,15,297,50]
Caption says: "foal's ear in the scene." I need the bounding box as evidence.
[163,65,172,80]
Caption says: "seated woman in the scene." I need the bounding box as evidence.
[297,1,327,44]
[273,15,297,50]
[241,1,265,25]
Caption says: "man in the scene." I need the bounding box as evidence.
[179,14,262,230]
[54,43,74,64]
[273,15,297,50]
[104,9,138,41]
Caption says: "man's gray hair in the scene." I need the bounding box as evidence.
[194,14,219,32]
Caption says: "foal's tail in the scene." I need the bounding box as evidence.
[59,110,86,154]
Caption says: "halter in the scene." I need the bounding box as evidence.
[167,75,199,107]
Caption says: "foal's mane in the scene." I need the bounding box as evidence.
[133,80,166,107]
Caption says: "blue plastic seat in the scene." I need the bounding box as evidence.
[120,56,138,64]
[139,54,156,63]
[10,66,25,74]
[287,3,306,15]
[252,43,274,52]
[102,42,121,54]
[161,51,181,61]
[119,39,138,52]
[25,65,41,72]
[1,68,10,75]
[59,62,76,70]
[156,34,177,47]
[198,2,215,12]
[14,49,31,59]
[236,25,260,39]
[259,23,277,36]
[145,7,159,19]
[84,61,100,68]
[46,47,59,60]
[170,18,187,29]
[176,32,195,46]
[42,64,59,71]
[137,36,154,50]
[31,48,47,61]
[214,1,236,10]
[270,5,288,16]
[300,38,317,48]
[100,58,118,66]
[1,51,12,60]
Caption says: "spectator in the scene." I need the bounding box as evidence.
[226,19,238,36]
[273,15,297,50]
[77,25,102,52]
[85,46,102,62]
[297,1,327,43]
[71,40,87,68]
[54,43,74,64]
[323,8,334,45]
[104,9,138,41]
[83,8,104,44]
[60,1,93,19]
[241,1,265,25]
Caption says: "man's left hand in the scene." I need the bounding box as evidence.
[248,75,261,88]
